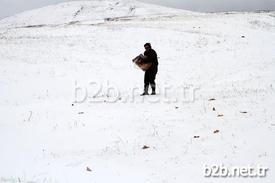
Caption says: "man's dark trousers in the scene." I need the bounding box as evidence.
[144,64,158,92]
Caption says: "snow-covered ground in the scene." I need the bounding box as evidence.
[0,0,275,182]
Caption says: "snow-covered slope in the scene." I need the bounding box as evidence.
[0,0,275,183]
[0,0,191,28]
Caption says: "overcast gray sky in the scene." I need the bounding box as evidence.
[0,0,275,19]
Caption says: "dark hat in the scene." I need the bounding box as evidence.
[144,43,151,48]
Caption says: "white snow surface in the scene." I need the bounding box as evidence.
[0,0,275,183]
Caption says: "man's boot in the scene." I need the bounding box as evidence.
[141,85,149,96]
[151,84,156,95]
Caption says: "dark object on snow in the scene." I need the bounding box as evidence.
[241,36,245,38]
[213,130,220,134]
[194,136,200,138]
[86,167,92,172]
[212,107,216,111]
[240,111,248,114]
[142,145,150,149]
[208,98,216,101]
[217,114,224,117]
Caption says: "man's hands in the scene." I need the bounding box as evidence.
[139,54,147,60]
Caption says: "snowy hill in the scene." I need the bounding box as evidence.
[0,0,191,29]
[0,0,275,183]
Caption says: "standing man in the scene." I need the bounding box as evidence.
[141,43,158,96]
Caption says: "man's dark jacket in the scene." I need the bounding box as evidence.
[144,49,158,68]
